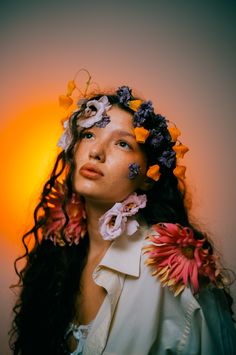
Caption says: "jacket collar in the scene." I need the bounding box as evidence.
[98,222,148,277]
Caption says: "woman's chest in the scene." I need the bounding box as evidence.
[75,263,107,325]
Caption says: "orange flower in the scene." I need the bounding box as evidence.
[173,165,186,180]
[168,126,181,142]
[128,99,142,112]
[146,164,161,181]
[134,127,150,143]
[66,80,76,96]
[173,143,189,159]
[59,95,73,110]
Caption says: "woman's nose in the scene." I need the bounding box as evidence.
[89,143,105,162]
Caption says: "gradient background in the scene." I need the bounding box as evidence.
[1,0,236,352]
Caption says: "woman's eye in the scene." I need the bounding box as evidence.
[118,141,132,150]
[81,131,94,140]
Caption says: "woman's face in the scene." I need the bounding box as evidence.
[74,106,148,206]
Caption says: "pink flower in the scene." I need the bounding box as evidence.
[143,223,219,296]
[121,192,147,216]
[43,181,86,246]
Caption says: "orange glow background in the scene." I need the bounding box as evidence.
[1,1,236,352]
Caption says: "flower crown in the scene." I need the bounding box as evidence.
[58,71,189,185]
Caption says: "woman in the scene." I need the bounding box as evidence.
[10,80,236,354]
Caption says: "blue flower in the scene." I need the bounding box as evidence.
[158,150,176,168]
[128,163,141,179]
[116,86,132,105]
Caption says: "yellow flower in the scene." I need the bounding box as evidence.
[134,127,150,143]
[128,99,142,112]
[168,126,181,142]
[173,165,186,180]
[146,164,161,181]
[173,143,189,159]
[66,80,76,96]
[59,95,73,110]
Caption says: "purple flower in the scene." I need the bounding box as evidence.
[136,101,154,118]
[163,129,172,143]
[116,86,132,105]
[128,163,140,179]
[133,113,146,127]
[133,101,154,127]
[95,115,111,128]
[153,114,168,129]
[149,129,164,148]
[158,150,176,168]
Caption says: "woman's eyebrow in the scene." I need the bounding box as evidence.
[115,130,135,139]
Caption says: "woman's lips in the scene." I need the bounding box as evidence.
[79,163,104,180]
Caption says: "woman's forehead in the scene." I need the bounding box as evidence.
[102,105,133,131]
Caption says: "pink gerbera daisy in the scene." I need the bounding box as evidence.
[143,223,220,296]
[43,181,87,246]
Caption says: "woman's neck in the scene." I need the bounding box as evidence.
[85,200,112,259]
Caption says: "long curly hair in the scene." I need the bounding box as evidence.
[9,93,233,355]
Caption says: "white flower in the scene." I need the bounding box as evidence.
[77,96,111,128]
[99,203,126,241]
[57,120,73,151]
[99,193,147,241]
[126,219,139,235]
[121,192,147,216]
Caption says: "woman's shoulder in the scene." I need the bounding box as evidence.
[138,222,236,354]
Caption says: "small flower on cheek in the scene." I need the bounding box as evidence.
[128,163,141,179]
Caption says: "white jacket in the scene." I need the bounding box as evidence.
[82,224,236,355]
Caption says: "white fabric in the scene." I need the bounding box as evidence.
[66,321,93,355]
[77,223,236,355]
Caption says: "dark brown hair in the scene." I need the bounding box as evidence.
[9,94,233,355]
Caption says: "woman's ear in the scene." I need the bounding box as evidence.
[139,177,155,191]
